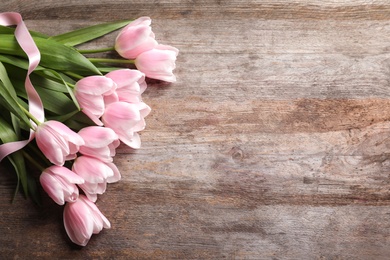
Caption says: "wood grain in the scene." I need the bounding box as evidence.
[2,0,390,259]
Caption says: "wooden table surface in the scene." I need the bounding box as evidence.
[2,0,390,259]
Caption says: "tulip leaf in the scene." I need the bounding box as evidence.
[50,20,132,47]
[64,111,95,131]
[26,173,41,205]
[43,69,80,110]
[47,109,80,123]
[31,71,72,93]
[13,79,77,115]
[0,62,32,128]
[0,115,29,199]
[0,25,48,38]
[38,88,77,115]
[0,35,101,75]
[0,54,45,71]
[6,64,76,97]
[0,113,19,143]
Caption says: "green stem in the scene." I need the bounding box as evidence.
[67,82,75,88]
[22,151,45,172]
[64,71,84,81]
[77,46,116,54]
[88,58,135,64]
[27,143,51,167]
[34,70,76,87]
[18,104,41,129]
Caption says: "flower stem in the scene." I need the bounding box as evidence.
[77,46,116,54]
[22,150,45,172]
[18,104,41,129]
[64,71,84,81]
[88,58,135,64]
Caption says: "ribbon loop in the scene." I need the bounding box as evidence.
[0,12,44,161]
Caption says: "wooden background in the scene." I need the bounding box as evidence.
[2,0,390,259]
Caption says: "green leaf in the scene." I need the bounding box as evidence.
[0,25,48,38]
[0,115,29,198]
[32,70,76,93]
[0,113,19,143]
[0,54,45,71]
[64,111,95,131]
[5,63,76,94]
[0,62,32,127]
[13,80,77,115]
[50,20,132,46]
[0,35,101,75]
[26,173,41,205]
[44,69,80,110]
[47,109,80,123]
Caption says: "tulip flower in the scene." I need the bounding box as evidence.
[78,126,120,163]
[102,101,151,149]
[135,44,179,82]
[105,69,147,103]
[35,120,85,166]
[115,17,157,59]
[74,75,117,124]
[72,156,121,202]
[40,166,85,205]
[63,195,110,246]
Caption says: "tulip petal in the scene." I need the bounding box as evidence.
[49,165,85,184]
[135,45,178,82]
[78,126,118,148]
[73,156,114,183]
[106,162,121,183]
[40,172,66,205]
[63,199,94,246]
[80,195,111,230]
[75,76,116,95]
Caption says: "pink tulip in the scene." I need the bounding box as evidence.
[40,166,84,205]
[74,76,117,124]
[78,126,120,163]
[135,44,179,82]
[105,69,147,103]
[115,17,157,59]
[72,156,121,202]
[102,101,151,149]
[63,195,110,246]
[35,120,85,166]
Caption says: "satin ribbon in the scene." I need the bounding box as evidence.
[0,12,44,161]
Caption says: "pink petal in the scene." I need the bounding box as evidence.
[49,165,85,184]
[72,156,114,183]
[106,162,121,183]
[105,69,144,89]
[75,76,116,95]
[80,196,111,229]
[40,172,66,205]
[63,199,94,246]
[78,126,118,148]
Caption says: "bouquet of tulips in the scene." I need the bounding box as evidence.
[0,12,178,246]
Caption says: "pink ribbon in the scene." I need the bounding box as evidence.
[0,12,44,161]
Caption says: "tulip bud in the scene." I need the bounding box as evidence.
[102,101,151,149]
[35,120,85,166]
[115,17,158,59]
[78,126,120,163]
[63,195,110,246]
[74,75,117,125]
[135,44,179,82]
[40,166,84,205]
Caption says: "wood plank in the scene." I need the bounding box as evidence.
[1,0,390,259]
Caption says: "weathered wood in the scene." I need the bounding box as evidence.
[2,0,390,259]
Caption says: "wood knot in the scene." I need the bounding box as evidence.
[230,146,244,161]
